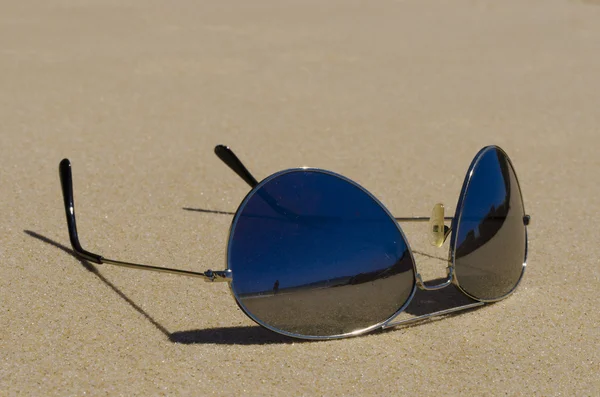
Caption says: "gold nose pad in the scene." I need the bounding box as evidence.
[429,203,451,247]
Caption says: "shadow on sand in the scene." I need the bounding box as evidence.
[25,230,482,345]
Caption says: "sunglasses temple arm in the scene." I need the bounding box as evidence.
[397,216,531,225]
[213,147,457,224]
[394,217,453,222]
[214,145,258,188]
[58,159,231,282]
[382,301,485,329]
[212,147,462,228]
[213,145,304,220]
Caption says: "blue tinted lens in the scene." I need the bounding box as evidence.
[452,147,527,301]
[228,170,415,338]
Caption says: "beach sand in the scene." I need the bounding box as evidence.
[1,0,599,395]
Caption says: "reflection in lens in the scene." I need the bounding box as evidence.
[228,170,415,338]
[452,147,526,301]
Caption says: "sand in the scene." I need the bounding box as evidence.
[1,0,599,395]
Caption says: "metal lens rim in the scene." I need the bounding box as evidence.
[225,168,418,340]
[449,146,528,303]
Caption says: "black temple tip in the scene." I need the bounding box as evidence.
[214,144,259,189]
[58,158,103,264]
[214,144,228,153]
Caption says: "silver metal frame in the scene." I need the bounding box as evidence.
[383,146,529,329]
[58,145,529,341]
[448,146,528,303]
[224,146,529,340]
[101,258,232,282]
[225,168,420,341]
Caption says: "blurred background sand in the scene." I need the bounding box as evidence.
[1,0,599,395]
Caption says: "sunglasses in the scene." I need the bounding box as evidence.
[59,145,530,340]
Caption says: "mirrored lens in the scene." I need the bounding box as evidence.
[228,170,415,338]
[452,147,526,301]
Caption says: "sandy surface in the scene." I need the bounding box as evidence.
[1,0,599,395]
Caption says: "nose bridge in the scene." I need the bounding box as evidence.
[396,203,456,291]
[415,262,455,291]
